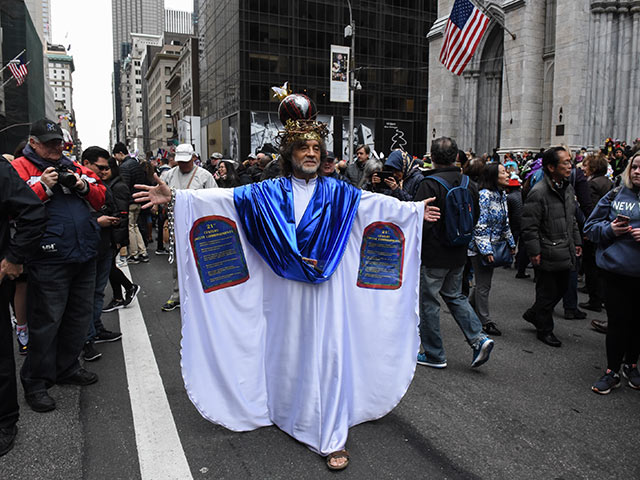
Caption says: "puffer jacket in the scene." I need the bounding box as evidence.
[119,156,147,203]
[521,173,582,271]
[470,189,516,256]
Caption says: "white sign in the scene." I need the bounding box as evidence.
[330,45,350,103]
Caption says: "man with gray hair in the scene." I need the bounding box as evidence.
[413,136,494,369]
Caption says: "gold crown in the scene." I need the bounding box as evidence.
[279,119,329,145]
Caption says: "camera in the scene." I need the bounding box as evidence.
[55,164,78,189]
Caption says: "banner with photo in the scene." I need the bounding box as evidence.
[330,45,350,103]
[342,118,376,161]
[250,112,335,155]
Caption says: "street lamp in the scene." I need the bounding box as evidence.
[345,0,355,164]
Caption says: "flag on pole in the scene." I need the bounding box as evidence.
[8,54,28,86]
[439,0,490,75]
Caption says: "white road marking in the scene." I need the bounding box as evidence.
[118,266,193,480]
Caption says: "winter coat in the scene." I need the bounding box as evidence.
[108,175,130,248]
[119,156,147,203]
[521,173,582,271]
[344,160,367,187]
[414,166,480,268]
[383,150,424,201]
[0,157,46,265]
[11,145,105,265]
[587,173,613,211]
[584,185,640,278]
[506,189,523,236]
[470,189,516,256]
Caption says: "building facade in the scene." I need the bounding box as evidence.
[144,39,185,152]
[45,43,79,149]
[426,0,640,155]
[197,0,437,160]
[111,0,165,144]
[165,9,194,35]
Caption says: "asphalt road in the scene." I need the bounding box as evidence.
[2,247,639,480]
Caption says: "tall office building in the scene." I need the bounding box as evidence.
[111,0,165,144]
[24,0,52,45]
[197,0,437,160]
[165,9,193,34]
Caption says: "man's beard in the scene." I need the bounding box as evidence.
[292,158,319,175]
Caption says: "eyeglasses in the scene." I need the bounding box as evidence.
[42,139,64,148]
[96,165,111,171]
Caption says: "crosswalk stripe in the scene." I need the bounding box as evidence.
[118,266,193,480]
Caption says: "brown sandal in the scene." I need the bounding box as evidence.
[326,449,350,471]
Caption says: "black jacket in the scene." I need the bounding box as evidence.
[119,156,147,203]
[414,166,480,268]
[0,158,46,265]
[587,174,612,211]
[521,173,582,271]
[95,176,130,253]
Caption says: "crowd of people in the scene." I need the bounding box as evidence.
[1,112,639,465]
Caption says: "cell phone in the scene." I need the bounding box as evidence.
[615,214,630,224]
[374,171,395,182]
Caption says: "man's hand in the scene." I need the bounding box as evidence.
[133,173,172,208]
[423,197,441,223]
[74,173,85,190]
[485,255,495,264]
[97,215,120,228]
[530,254,541,266]
[611,218,632,236]
[40,166,58,188]
[575,245,582,257]
[371,173,381,185]
[630,228,640,242]
[0,258,23,284]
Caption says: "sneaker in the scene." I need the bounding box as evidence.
[123,284,141,306]
[16,327,28,355]
[139,254,150,263]
[417,352,447,369]
[483,321,502,336]
[82,342,102,362]
[155,248,169,255]
[102,298,125,312]
[471,337,494,368]
[127,255,140,265]
[591,318,608,334]
[116,255,128,267]
[161,299,180,312]
[591,370,621,394]
[622,364,640,390]
[93,329,122,344]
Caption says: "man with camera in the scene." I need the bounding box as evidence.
[11,119,106,412]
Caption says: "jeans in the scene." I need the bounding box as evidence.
[21,259,96,394]
[87,251,112,341]
[128,203,147,257]
[419,265,486,364]
[0,281,18,428]
[525,269,570,334]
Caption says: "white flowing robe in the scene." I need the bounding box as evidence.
[174,186,424,455]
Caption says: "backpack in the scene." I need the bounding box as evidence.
[427,174,475,247]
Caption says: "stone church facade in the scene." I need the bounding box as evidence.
[427,0,640,155]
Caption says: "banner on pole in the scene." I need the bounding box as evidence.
[330,45,350,103]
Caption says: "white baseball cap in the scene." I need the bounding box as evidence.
[175,143,195,162]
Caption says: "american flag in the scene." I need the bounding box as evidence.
[439,0,490,75]
[8,55,28,86]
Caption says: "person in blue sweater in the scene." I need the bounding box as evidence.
[584,152,640,394]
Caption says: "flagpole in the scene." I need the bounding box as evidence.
[468,0,516,40]
[0,49,26,75]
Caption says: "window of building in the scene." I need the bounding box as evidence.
[165,66,171,75]
[166,109,171,116]
[166,125,173,133]
[166,95,171,103]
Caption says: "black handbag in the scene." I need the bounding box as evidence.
[481,240,512,267]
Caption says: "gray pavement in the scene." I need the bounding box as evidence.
[2,252,639,479]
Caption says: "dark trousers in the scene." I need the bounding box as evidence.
[156,205,166,251]
[527,269,570,334]
[87,252,113,341]
[562,263,579,311]
[21,260,96,394]
[604,271,640,371]
[583,240,604,306]
[515,236,528,276]
[108,254,133,301]
[0,281,18,428]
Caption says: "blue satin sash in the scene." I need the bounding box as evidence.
[233,176,362,283]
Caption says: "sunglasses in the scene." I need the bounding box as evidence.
[96,165,111,171]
